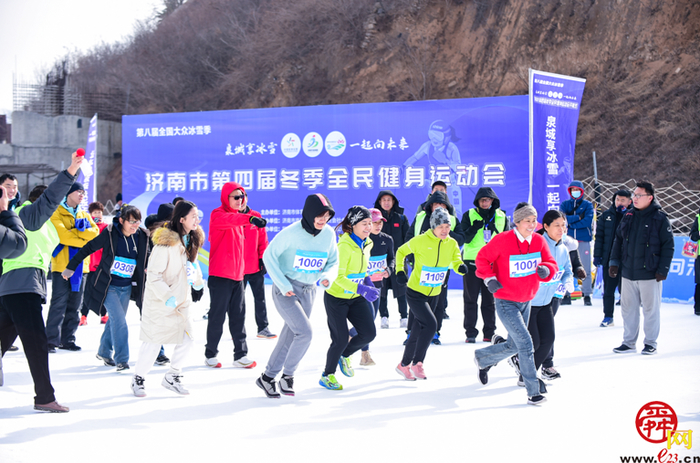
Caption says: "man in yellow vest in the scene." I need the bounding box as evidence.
[460,187,509,343]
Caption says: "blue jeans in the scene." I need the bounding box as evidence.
[474,298,539,397]
[98,285,131,364]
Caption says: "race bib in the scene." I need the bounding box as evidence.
[367,254,387,275]
[344,272,366,294]
[543,270,564,285]
[509,252,541,278]
[554,282,567,299]
[186,260,200,286]
[110,256,136,278]
[293,250,328,274]
[483,229,492,243]
[419,266,448,287]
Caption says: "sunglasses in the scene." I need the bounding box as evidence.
[230,195,245,200]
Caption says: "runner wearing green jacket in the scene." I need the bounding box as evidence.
[394,208,467,380]
[320,206,379,391]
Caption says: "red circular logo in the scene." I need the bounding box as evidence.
[636,401,678,444]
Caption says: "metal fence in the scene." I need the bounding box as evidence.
[580,176,700,235]
[13,82,126,122]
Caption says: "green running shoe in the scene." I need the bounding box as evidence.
[338,356,354,377]
[319,374,343,390]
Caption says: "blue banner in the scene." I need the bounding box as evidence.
[529,70,586,217]
[77,114,98,209]
[122,96,531,284]
[663,236,697,303]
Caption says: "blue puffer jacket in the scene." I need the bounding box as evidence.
[559,180,594,242]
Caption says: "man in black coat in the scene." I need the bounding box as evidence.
[593,189,632,327]
[689,208,700,316]
[609,181,674,356]
[374,190,410,328]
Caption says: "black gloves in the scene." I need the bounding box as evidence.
[396,271,408,285]
[457,263,468,275]
[250,216,267,228]
[471,220,484,230]
[655,273,667,282]
[536,265,550,279]
[191,286,204,302]
[576,268,587,279]
[609,266,619,278]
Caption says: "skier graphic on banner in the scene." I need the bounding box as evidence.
[403,120,463,216]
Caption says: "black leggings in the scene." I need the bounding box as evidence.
[528,302,555,371]
[402,288,439,366]
[323,293,376,376]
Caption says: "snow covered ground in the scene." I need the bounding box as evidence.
[1,286,699,463]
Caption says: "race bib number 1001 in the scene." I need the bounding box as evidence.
[293,250,328,274]
[509,252,541,278]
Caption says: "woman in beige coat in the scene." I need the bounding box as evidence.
[131,200,204,397]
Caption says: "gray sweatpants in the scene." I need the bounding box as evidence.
[620,277,662,349]
[264,279,317,378]
[578,240,592,296]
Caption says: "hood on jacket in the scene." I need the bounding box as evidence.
[144,202,175,229]
[301,193,335,236]
[152,225,205,247]
[423,191,455,216]
[374,190,405,216]
[220,182,246,213]
[567,180,585,198]
[472,187,501,210]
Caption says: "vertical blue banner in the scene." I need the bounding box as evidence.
[529,70,586,217]
[77,114,98,209]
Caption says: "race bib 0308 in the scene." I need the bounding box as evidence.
[508,252,541,278]
[110,256,136,278]
[293,250,328,274]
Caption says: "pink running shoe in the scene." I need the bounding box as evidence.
[395,363,416,381]
[411,362,427,380]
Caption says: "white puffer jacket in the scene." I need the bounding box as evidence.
[140,226,204,345]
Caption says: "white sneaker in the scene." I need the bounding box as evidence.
[131,375,146,397]
[232,356,257,369]
[162,372,190,395]
[380,317,389,329]
[400,318,408,328]
[205,357,222,368]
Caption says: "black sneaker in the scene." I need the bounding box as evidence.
[528,395,547,405]
[474,355,491,385]
[491,334,507,345]
[96,354,116,367]
[279,375,294,396]
[443,312,450,320]
[641,345,657,355]
[507,354,520,375]
[613,344,636,354]
[541,366,561,380]
[561,294,571,305]
[154,354,170,366]
[47,345,57,354]
[8,345,18,352]
[256,374,281,398]
[58,342,81,352]
[584,296,592,306]
[116,362,130,372]
[431,333,441,345]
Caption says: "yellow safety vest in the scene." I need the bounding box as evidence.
[462,208,507,260]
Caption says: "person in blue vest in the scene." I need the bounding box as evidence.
[559,180,594,306]
[690,207,700,316]
[460,187,509,343]
[405,190,465,344]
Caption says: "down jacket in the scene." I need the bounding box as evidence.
[140,226,204,345]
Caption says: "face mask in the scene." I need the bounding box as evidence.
[571,190,582,199]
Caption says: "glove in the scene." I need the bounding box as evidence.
[655,273,667,282]
[608,266,618,278]
[357,283,380,302]
[471,220,484,230]
[593,257,602,267]
[457,263,468,275]
[250,216,267,228]
[259,259,266,275]
[396,271,408,285]
[536,265,550,279]
[363,276,373,286]
[191,287,204,302]
[165,296,177,308]
[74,218,91,231]
[486,279,503,294]
[576,268,587,279]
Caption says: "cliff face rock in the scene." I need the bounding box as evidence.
[76,0,698,188]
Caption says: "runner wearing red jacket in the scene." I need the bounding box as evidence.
[205,182,267,369]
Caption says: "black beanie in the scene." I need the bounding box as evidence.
[67,182,85,196]
[157,203,175,222]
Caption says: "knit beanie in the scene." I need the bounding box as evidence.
[430,207,451,229]
[513,204,537,223]
[67,182,85,196]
